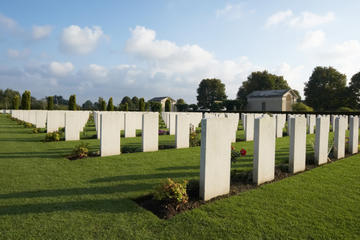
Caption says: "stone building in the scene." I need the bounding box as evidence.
[246,89,298,111]
[149,97,176,111]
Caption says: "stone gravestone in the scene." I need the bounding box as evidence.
[124,112,136,138]
[142,113,159,152]
[314,116,330,165]
[348,116,359,154]
[244,114,255,141]
[200,117,234,201]
[175,114,190,149]
[289,116,306,173]
[253,114,276,185]
[35,110,47,128]
[275,114,286,138]
[100,113,121,157]
[307,114,316,134]
[334,117,346,159]
[169,113,176,135]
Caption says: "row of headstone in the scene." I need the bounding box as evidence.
[99,112,159,156]
[161,112,202,135]
[11,110,90,141]
[1,109,12,114]
[200,114,359,201]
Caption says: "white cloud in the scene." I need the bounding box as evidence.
[32,25,52,40]
[300,30,326,49]
[266,10,334,28]
[7,48,31,58]
[266,10,293,27]
[273,63,306,96]
[49,61,74,77]
[0,13,17,31]
[60,25,104,55]
[289,11,334,28]
[216,4,243,20]
[125,26,259,99]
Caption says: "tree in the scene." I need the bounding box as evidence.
[189,104,198,111]
[237,71,290,107]
[292,102,313,112]
[107,97,114,111]
[47,96,54,110]
[124,102,129,111]
[0,88,20,109]
[12,95,20,109]
[197,78,227,109]
[68,94,77,110]
[348,72,360,109]
[175,98,188,112]
[21,90,31,109]
[139,98,145,111]
[100,99,106,111]
[165,99,171,112]
[304,66,347,111]
[150,101,162,112]
[223,100,242,111]
[131,96,139,110]
[145,102,150,111]
[82,100,94,110]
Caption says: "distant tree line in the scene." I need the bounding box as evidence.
[196,66,360,112]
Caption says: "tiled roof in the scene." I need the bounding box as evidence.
[247,89,291,98]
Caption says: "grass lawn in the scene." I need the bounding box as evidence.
[0,114,359,239]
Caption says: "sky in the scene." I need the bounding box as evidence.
[0,0,360,104]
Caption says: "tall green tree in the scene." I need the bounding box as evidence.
[197,78,227,109]
[12,95,20,109]
[175,98,188,112]
[236,71,290,107]
[21,90,31,109]
[68,94,77,110]
[107,97,114,111]
[47,96,54,110]
[348,72,360,109]
[82,100,94,110]
[124,102,129,111]
[131,96,139,110]
[165,99,171,112]
[139,98,145,111]
[304,66,347,111]
[100,99,106,111]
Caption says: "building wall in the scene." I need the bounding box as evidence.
[160,98,176,112]
[247,93,297,111]
[246,97,283,111]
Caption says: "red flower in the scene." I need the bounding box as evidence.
[231,146,235,151]
[240,148,246,156]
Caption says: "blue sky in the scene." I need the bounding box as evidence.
[0,0,360,104]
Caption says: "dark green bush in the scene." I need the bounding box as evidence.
[24,122,34,128]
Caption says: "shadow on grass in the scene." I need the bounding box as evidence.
[0,150,73,159]
[0,183,154,200]
[89,171,198,184]
[0,198,139,216]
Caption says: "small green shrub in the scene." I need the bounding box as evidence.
[337,107,353,112]
[24,122,33,128]
[32,128,39,133]
[292,102,314,112]
[153,178,188,207]
[70,143,89,159]
[189,131,201,147]
[45,132,61,142]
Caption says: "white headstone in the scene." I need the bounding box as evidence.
[124,112,136,138]
[289,116,307,173]
[200,117,234,201]
[169,113,176,135]
[253,115,276,185]
[244,114,255,141]
[314,116,330,165]
[307,114,316,134]
[100,113,121,157]
[348,116,359,154]
[175,114,190,149]
[142,113,159,152]
[334,117,346,159]
[35,111,47,128]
